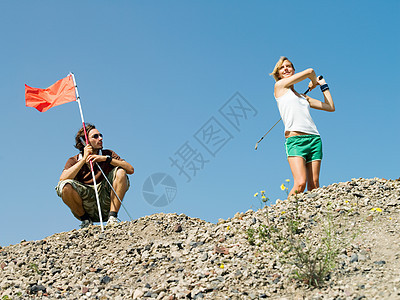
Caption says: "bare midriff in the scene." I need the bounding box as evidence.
[285,131,310,139]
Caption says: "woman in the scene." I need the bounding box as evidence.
[270,57,335,196]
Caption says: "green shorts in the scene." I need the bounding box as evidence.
[285,135,323,163]
[55,167,130,222]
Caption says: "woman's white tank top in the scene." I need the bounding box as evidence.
[275,89,319,135]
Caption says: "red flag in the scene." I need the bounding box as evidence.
[25,75,76,112]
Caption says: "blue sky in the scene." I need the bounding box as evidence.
[1,0,399,246]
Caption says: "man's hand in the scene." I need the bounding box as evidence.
[83,144,93,161]
[86,154,107,164]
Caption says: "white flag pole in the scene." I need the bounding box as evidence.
[70,73,104,232]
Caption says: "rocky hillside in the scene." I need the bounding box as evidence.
[1,178,400,299]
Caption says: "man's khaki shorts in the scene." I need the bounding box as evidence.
[55,167,130,222]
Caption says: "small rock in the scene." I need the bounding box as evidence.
[30,284,46,294]
[100,276,112,284]
[350,254,359,263]
[358,254,367,261]
[214,245,229,255]
[194,292,204,299]
[234,270,242,278]
[174,224,183,233]
[353,193,365,198]
[144,291,153,297]
[133,289,144,299]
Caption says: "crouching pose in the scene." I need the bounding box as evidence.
[270,57,335,196]
[56,123,134,228]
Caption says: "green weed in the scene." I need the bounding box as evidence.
[28,263,42,275]
[247,183,345,287]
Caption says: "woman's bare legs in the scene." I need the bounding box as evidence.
[287,156,307,196]
[288,157,321,196]
[306,160,321,190]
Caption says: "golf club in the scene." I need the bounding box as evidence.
[255,76,323,150]
[80,137,133,221]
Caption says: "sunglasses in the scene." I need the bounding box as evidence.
[91,133,103,139]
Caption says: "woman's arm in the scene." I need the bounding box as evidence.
[276,68,318,89]
[304,77,335,112]
[274,68,318,98]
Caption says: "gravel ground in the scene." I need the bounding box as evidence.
[1,177,400,299]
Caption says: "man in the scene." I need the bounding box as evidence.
[56,123,134,228]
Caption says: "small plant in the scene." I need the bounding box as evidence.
[280,179,290,197]
[370,207,382,213]
[247,183,344,288]
[286,211,340,287]
[253,190,269,209]
[246,228,256,245]
[28,263,42,275]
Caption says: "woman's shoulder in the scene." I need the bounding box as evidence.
[274,77,293,95]
[274,86,292,99]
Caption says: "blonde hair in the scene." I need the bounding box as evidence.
[270,56,295,82]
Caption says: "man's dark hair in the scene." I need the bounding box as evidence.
[74,123,96,152]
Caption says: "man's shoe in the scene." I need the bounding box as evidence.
[106,216,119,226]
[80,219,93,229]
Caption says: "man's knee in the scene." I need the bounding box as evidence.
[115,168,127,178]
[114,168,128,185]
[62,183,75,196]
